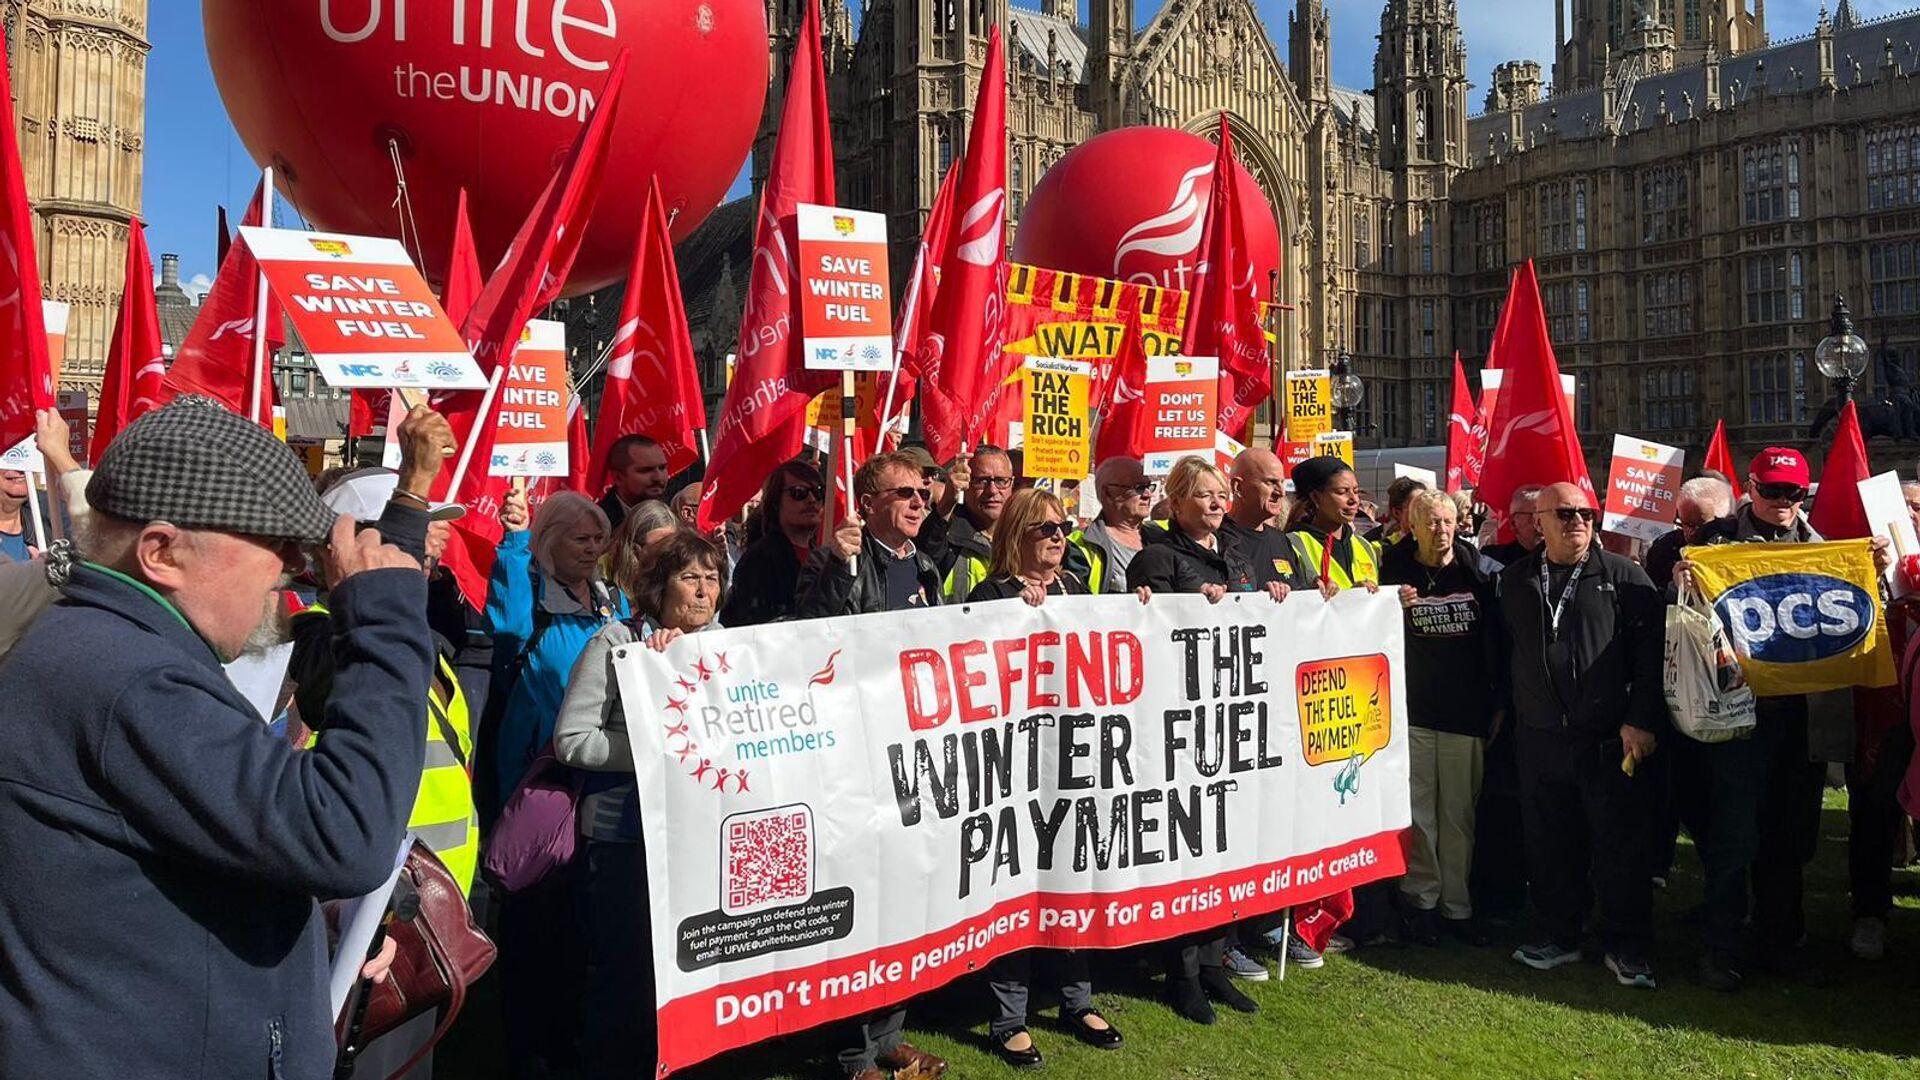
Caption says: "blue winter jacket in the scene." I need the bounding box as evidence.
[0,563,433,1080]
[485,529,628,809]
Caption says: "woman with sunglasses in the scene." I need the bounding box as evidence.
[722,460,827,626]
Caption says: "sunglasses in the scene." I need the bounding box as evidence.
[876,486,932,505]
[1754,482,1808,502]
[786,485,825,503]
[1552,507,1597,524]
[1104,482,1154,497]
[1026,521,1070,540]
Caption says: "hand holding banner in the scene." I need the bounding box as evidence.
[1685,539,1895,695]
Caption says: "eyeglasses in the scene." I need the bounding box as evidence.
[1104,482,1154,497]
[1026,521,1070,540]
[1552,507,1597,524]
[786,485,825,503]
[877,486,932,505]
[1510,509,1539,520]
[972,475,1014,490]
[1754,482,1808,502]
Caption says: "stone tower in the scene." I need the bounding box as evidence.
[1087,0,1134,129]
[1487,59,1545,112]
[2,0,148,392]
[1288,0,1331,108]
[1375,0,1468,169]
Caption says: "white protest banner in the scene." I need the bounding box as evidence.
[1858,470,1920,594]
[1393,463,1438,488]
[797,204,893,372]
[616,591,1411,1073]
[239,226,487,391]
[1140,355,1219,475]
[489,319,570,478]
[1601,434,1684,542]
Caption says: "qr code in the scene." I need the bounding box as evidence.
[721,804,815,916]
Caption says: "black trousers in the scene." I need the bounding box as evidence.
[1516,724,1655,957]
[1671,721,1779,955]
[497,862,588,1079]
[583,840,656,1080]
[1850,721,1916,919]
[1471,722,1529,918]
[837,1008,907,1076]
[1164,933,1226,980]
[1749,699,1827,950]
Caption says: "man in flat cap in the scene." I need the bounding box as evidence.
[0,396,434,1080]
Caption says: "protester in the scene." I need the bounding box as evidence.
[670,482,701,526]
[556,530,727,1080]
[723,460,826,626]
[968,488,1087,603]
[1481,484,1545,568]
[1126,455,1268,1022]
[0,464,45,560]
[1383,490,1503,947]
[486,486,629,1079]
[1070,456,1155,594]
[1221,447,1309,590]
[1673,448,1893,988]
[596,433,671,530]
[1644,476,1733,593]
[0,409,91,657]
[0,397,425,1080]
[1501,482,1665,990]
[605,499,684,604]
[1366,476,1428,546]
[904,445,954,568]
[941,444,1015,599]
[1285,456,1382,597]
[791,449,948,1080]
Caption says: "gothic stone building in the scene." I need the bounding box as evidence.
[577,0,1920,469]
[2,0,147,395]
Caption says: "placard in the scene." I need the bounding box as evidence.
[1284,368,1331,443]
[1858,470,1920,594]
[238,226,486,391]
[1314,431,1354,467]
[43,300,68,388]
[489,320,570,478]
[1393,463,1438,488]
[1140,355,1219,475]
[1600,434,1683,543]
[1021,357,1091,480]
[796,204,893,372]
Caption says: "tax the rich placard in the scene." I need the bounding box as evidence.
[1021,357,1091,480]
[1601,434,1684,542]
[489,319,570,478]
[615,590,1411,1074]
[1284,369,1331,443]
[239,226,487,391]
[1313,431,1354,467]
[1140,354,1219,475]
[797,204,893,372]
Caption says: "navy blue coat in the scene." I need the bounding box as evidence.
[0,564,433,1080]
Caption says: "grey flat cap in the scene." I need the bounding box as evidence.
[87,396,338,544]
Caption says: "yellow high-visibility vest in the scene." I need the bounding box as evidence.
[1286,528,1381,590]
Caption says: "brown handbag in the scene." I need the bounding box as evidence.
[335,840,497,1080]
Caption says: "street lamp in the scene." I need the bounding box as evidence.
[1330,348,1365,432]
[1815,294,1870,402]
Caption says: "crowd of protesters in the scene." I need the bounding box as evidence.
[0,395,1915,1080]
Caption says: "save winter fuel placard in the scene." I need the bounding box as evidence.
[797,204,893,372]
[1601,434,1683,542]
[489,319,570,478]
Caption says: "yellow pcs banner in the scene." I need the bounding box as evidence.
[1685,540,1895,695]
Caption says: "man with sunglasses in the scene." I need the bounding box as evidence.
[790,449,950,1080]
[1070,456,1159,594]
[939,445,1016,601]
[1500,482,1667,990]
[1674,448,1893,990]
[1483,485,1547,569]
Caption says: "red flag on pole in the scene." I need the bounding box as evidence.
[432,56,626,611]
[918,28,1010,463]
[162,179,285,426]
[92,219,165,463]
[1180,116,1271,438]
[587,176,705,493]
[1810,401,1873,540]
[442,188,485,327]
[874,159,961,450]
[566,396,591,496]
[697,0,837,530]
[0,48,58,448]
[1443,353,1485,492]
[1093,303,1151,463]
[1475,259,1593,516]
[1705,418,1743,500]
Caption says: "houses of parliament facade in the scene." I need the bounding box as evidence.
[648,0,1920,462]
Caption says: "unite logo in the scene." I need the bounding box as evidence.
[1112,163,1212,286]
[954,188,1006,267]
[1715,573,1875,663]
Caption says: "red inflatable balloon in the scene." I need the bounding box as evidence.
[1013,127,1281,295]
[204,0,767,296]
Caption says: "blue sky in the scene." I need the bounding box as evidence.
[145,0,1859,291]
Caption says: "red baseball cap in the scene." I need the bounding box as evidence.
[1748,447,1811,487]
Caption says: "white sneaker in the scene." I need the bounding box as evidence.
[1851,916,1886,961]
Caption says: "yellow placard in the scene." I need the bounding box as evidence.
[1313,430,1353,467]
[1296,653,1394,767]
[1285,369,1331,443]
[1685,540,1895,694]
[1021,357,1091,481]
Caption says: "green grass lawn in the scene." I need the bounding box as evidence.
[444,797,1920,1079]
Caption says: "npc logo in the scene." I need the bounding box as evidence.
[1713,573,1875,664]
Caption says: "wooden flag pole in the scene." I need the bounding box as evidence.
[697,428,711,464]
[445,364,508,497]
[839,369,859,575]
[24,469,49,550]
[1266,269,1282,448]
[247,167,275,428]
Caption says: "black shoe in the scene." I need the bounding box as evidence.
[1198,967,1259,1013]
[1443,916,1491,947]
[1698,952,1743,993]
[1062,1008,1123,1050]
[1751,944,1831,988]
[1166,975,1215,1025]
[992,1029,1043,1070]
[1407,908,1442,947]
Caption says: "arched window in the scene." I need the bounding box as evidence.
[937,122,953,176]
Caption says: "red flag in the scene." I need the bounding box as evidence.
[1180,116,1271,437]
[1810,401,1873,540]
[1705,419,1743,499]
[587,177,705,493]
[442,188,484,327]
[566,396,591,496]
[1475,260,1593,516]
[1093,303,1151,463]
[92,219,165,463]
[347,390,378,439]
[433,57,627,611]
[162,179,286,426]
[0,58,55,446]
[1443,353,1485,492]
[697,0,836,530]
[877,159,961,445]
[918,28,1010,463]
